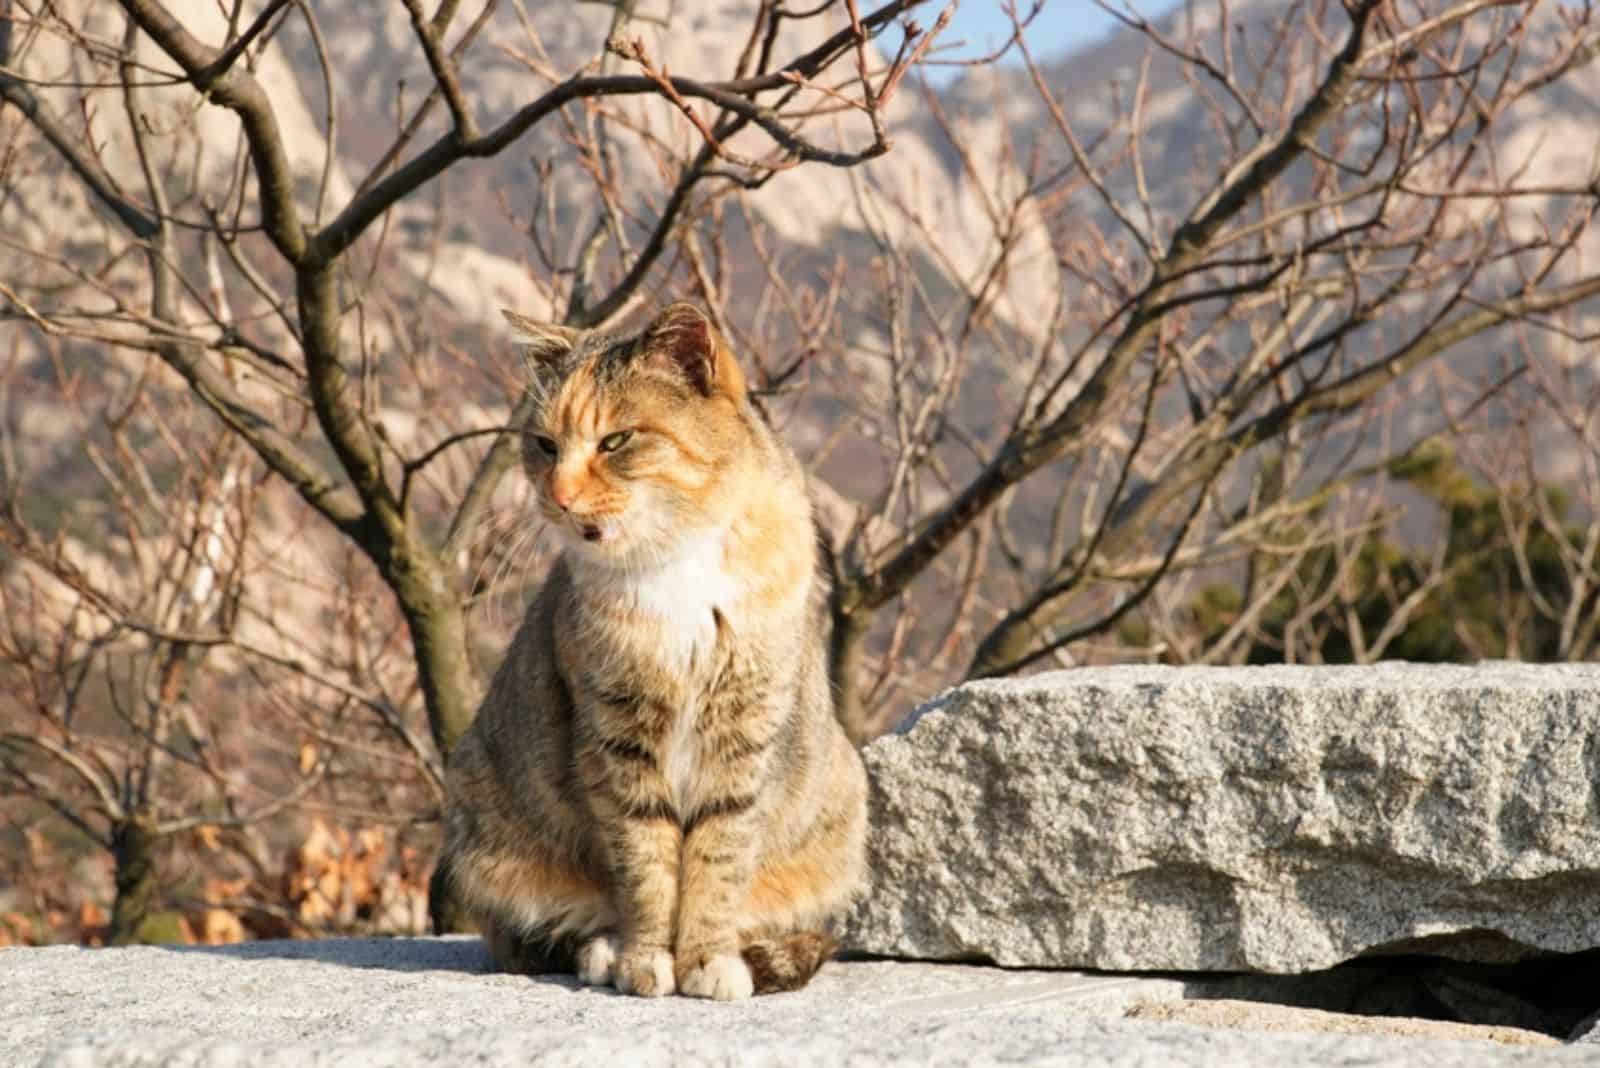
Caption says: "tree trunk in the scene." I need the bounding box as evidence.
[109,816,159,946]
[386,557,480,931]
[395,584,480,760]
[829,604,869,747]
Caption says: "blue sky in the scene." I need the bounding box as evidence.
[921,0,1182,78]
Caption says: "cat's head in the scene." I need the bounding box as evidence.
[504,302,751,562]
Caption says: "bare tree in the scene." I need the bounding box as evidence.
[786,0,1600,738]
[0,0,933,752]
[1476,333,1600,661]
[0,372,303,942]
[0,0,939,929]
[0,317,451,938]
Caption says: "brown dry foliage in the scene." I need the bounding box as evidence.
[1,816,429,946]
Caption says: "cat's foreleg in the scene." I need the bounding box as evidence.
[605,803,682,997]
[674,791,763,1001]
[579,689,685,998]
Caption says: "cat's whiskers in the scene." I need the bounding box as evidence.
[473,509,552,631]
[464,504,519,601]
[481,533,524,630]
[487,529,535,630]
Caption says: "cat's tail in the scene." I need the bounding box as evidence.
[740,931,839,995]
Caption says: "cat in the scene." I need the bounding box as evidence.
[437,302,867,1000]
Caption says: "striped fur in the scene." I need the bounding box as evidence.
[440,303,867,1000]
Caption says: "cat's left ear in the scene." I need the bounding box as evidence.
[502,309,579,369]
[640,303,745,399]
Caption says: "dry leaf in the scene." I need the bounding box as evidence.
[77,900,107,930]
[0,912,35,946]
[200,908,246,945]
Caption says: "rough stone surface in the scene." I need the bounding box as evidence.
[3,938,1597,1067]
[842,663,1600,973]
[1132,1004,1555,1048]
[1127,1000,1559,1047]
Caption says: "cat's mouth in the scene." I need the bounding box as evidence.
[573,518,619,546]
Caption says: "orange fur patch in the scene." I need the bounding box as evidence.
[471,852,605,908]
[744,852,844,922]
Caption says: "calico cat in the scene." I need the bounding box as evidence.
[438,302,867,1000]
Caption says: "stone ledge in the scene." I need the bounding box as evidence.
[3,938,1595,1067]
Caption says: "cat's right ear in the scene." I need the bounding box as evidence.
[502,309,578,369]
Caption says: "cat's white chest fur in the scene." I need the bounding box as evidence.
[623,532,737,656]
[589,531,737,809]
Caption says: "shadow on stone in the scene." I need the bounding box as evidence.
[1185,946,1600,1040]
[155,935,564,980]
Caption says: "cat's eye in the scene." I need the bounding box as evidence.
[531,435,558,457]
[598,430,634,453]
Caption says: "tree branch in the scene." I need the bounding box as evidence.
[0,734,125,823]
[312,0,922,266]
[115,0,308,261]
[0,5,159,238]
[838,0,1387,618]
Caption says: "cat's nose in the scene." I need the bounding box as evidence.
[549,475,577,511]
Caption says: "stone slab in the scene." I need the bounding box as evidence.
[2,938,1595,1067]
[843,663,1600,973]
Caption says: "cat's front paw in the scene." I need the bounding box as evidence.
[575,933,621,987]
[614,947,676,997]
[678,952,754,1002]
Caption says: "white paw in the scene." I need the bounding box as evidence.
[679,953,754,1002]
[575,933,620,987]
[614,947,676,998]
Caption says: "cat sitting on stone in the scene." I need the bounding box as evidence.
[437,302,867,1000]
